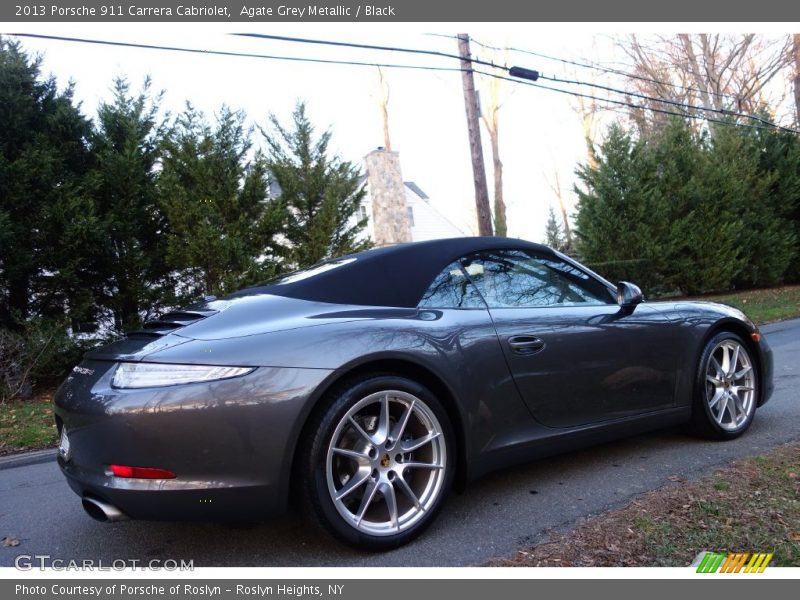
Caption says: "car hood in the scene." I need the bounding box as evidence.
[648,299,757,329]
[85,293,418,362]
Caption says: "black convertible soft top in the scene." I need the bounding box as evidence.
[231,237,553,308]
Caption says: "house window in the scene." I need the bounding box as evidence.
[407,206,414,227]
[71,317,99,334]
[358,205,368,221]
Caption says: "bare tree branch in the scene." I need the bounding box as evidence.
[618,34,792,134]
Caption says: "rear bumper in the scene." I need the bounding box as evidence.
[60,458,282,520]
[54,360,332,520]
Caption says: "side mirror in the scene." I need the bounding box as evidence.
[617,281,644,311]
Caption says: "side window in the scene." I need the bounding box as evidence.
[418,261,487,309]
[462,250,615,308]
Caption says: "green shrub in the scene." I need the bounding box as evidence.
[0,319,90,402]
[574,119,799,296]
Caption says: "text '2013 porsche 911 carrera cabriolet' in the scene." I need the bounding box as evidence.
[54,237,773,550]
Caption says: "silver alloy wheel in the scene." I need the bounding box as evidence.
[325,390,447,536]
[705,339,756,431]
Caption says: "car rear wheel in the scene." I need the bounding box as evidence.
[691,332,758,440]
[302,375,454,550]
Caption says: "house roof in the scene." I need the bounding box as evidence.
[358,176,429,200]
[403,181,429,199]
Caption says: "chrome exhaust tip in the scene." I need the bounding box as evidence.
[81,497,128,522]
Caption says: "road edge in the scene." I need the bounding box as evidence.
[0,448,56,471]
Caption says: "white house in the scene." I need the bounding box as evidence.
[357,148,465,246]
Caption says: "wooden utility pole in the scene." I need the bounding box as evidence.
[457,33,493,237]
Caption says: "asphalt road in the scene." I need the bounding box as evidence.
[1,319,798,567]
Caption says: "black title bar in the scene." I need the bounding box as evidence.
[4,0,800,22]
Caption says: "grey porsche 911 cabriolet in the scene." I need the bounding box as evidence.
[54,237,773,550]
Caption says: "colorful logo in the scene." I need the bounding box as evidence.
[696,552,773,573]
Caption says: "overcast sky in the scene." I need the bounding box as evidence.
[8,23,793,241]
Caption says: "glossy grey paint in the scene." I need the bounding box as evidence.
[56,357,332,518]
[488,303,681,427]
[55,271,774,521]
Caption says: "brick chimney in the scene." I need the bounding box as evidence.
[364,148,411,246]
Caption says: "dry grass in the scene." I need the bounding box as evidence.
[491,444,800,567]
[690,285,800,324]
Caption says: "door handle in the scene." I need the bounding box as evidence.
[507,335,545,355]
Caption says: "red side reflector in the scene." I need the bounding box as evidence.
[751,332,762,343]
[110,464,176,479]
[110,464,133,477]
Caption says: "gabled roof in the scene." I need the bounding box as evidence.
[358,176,429,201]
[403,181,429,199]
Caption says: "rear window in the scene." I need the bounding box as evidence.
[261,258,358,286]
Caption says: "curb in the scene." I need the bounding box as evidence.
[760,317,800,333]
[0,448,56,471]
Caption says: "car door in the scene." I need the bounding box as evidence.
[461,249,678,428]
[416,259,539,450]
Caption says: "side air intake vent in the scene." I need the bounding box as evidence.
[132,310,217,337]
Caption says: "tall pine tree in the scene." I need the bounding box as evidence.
[158,105,284,298]
[543,206,568,253]
[574,118,794,295]
[86,78,173,331]
[263,102,370,269]
[0,38,95,328]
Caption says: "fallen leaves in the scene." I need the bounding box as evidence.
[2,536,20,547]
[490,443,800,568]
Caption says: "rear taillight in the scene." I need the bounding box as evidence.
[109,464,176,479]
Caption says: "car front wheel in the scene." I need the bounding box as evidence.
[302,375,454,550]
[691,331,758,440]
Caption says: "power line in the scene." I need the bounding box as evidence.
[535,73,797,133]
[233,31,787,129]
[427,33,791,132]
[430,32,737,102]
[241,31,785,130]
[9,33,466,73]
[10,32,796,135]
[510,47,737,102]
[233,32,505,71]
[473,68,797,134]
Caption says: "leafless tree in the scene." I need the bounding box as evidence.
[374,67,391,150]
[564,52,610,169]
[544,168,573,251]
[793,34,800,126]
[618,34,793,134]
[475,44,510,237]
[574,89,600,170]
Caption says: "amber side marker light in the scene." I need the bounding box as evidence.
[751,332,762,343]
[110,464,176,479]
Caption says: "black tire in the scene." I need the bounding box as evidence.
[301,374,455,551]
[689,331,758,440]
